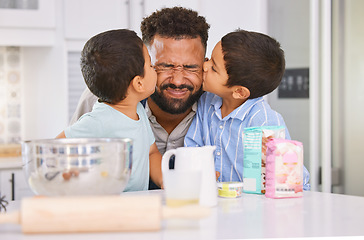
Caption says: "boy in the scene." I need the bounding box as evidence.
[57,29,163,191]
[184,30,310,190]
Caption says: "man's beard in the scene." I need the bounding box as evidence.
[150,83,203,115]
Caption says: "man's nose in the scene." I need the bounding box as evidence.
[169,70,185,86]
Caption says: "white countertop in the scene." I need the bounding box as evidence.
[0,157,22,169]
[1,190,364,239]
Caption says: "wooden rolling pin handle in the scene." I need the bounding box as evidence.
[0,196,211,233]
[0,211,20,225]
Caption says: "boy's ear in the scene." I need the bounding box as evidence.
[131,75,144,93]
[232,86,250,100]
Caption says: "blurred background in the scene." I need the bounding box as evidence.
[0,0,363,197]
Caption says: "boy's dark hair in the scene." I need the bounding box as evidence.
[140,7,210,51]
[81,29,144,104]
[221,30,285,99]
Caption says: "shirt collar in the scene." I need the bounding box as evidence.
[210,94,264,121]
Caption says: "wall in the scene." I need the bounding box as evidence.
[268,0,364,196]
[332,0,364,196]
[0,47,22,143]
[22,0,67,140]
[266,0,311,170]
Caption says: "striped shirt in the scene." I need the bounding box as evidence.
[184,92,310,190]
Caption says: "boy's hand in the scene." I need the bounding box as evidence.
[216,171,220,181]
[149,143,163,188]
[262,136,273,155]
[56,131,66,138]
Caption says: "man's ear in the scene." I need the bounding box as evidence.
[131,75,144,93]
[232,86,250,100]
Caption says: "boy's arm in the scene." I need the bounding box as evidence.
[56,131,66,138]
[149,142,163,188]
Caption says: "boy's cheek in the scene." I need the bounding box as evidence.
[202,74,208,91]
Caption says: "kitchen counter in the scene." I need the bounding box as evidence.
[0,157,22,169]
[1,190,364,239]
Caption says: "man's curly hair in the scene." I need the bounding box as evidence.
[140,7,210,50]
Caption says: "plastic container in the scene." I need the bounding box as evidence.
[217,182,243,198]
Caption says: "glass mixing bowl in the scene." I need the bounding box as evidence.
[21,138,132,196]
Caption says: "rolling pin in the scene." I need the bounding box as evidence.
[0,195,210,234]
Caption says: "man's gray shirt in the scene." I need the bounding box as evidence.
[144,101,196,155]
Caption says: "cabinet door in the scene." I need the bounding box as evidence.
[0,0,55,28]
[0,169,34,201]
[143,0,200,16]
[64,0,129,40]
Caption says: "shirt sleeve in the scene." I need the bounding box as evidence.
[147,118,155,146]
[303,167,311,190]
[138,102,155,146]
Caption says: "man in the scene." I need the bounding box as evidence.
[69,7,210,188]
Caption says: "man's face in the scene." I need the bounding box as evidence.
[148,35,205,114]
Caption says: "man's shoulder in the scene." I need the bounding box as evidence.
[69,88,98,125]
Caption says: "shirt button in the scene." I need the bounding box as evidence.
[216,151,221,156]
[219,125,223,129]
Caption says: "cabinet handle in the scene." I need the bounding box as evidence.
[8,173,15,201]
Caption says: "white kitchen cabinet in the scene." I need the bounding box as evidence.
[143,0,200,15]
[0,0,56,46]
[0,168,34,202]
[64,0,129,41]
[0,0,55,28]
